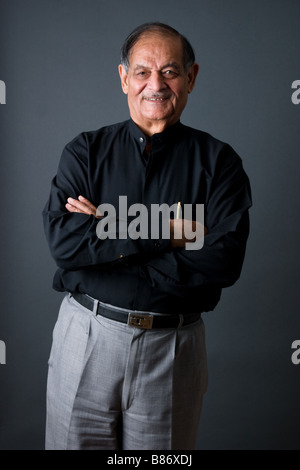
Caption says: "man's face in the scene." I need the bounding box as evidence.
[119,32,199,135]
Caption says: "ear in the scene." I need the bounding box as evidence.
[187,63,199,94]
[119,64,129,95]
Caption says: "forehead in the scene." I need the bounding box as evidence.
[129,32,184,68]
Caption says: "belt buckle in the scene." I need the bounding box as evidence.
[128,313,153,330]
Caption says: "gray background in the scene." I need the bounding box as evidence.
[0,0,299,450]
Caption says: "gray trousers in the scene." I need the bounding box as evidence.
[45,294,208,450]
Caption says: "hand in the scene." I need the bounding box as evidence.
[170,219,208,248]
[65,196,102,218]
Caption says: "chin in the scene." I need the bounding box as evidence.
[143,111,173,121]
[147,115,169,121]
[142,105,173,120]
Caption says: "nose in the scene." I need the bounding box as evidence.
[148,71,168,92]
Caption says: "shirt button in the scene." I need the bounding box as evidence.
[139,137,145,143]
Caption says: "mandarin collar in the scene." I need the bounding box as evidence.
[129,119,183,146]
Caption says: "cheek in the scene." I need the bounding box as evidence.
[171,89,186,105]
[170,82,188,99]
[128,81,146,98]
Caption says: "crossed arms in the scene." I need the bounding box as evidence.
[65,195,208,248]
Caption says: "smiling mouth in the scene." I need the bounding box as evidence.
[143,95,170,103]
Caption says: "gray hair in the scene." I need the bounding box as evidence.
[120,23,196,73]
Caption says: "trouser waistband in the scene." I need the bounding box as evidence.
[71,293,201,330]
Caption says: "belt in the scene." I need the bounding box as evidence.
[72,293,201,330]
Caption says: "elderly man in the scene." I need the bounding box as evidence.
[43,23,251,450]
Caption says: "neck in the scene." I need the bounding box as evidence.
[131,117,177,137]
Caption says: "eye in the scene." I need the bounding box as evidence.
[136,70,149,79]
[163,70,178,78]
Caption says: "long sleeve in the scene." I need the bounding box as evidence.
[42,133,169,270]
[144,146,252,295]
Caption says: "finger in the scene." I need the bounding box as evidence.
[77,196,98,216]
[67,197,95,215]
[65,202,83,213]
[78,196,97,211]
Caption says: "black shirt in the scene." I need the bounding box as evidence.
[43,119,252,314]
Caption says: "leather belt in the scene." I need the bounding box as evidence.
[71,293,201,330]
